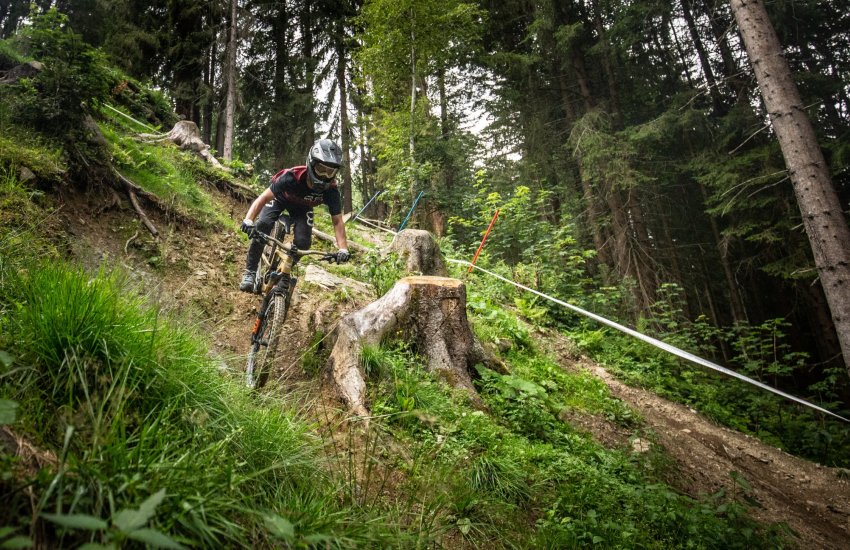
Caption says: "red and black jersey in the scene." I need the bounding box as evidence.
[269,166,342,216]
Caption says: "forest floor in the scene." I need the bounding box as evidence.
[56,187,850,549]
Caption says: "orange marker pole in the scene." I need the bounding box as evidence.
[468,209,500,273]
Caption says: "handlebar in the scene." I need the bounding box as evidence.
[251,231,343,263]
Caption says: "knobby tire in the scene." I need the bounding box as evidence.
[246,292,288,389]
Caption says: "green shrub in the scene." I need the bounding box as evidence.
[5,9,113,138]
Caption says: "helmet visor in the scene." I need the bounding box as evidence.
[313,161,338,181]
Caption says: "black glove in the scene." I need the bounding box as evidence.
[336,249,350,264]
[240,219,255,237]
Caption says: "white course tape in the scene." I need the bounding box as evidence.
[448,258,849,423]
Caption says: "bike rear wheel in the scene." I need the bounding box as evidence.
[245,292,288,389]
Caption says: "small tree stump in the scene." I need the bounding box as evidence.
[139,121,226,170]
[387,229,448,276]
[328,276,505,416]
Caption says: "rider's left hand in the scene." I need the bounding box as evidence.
[240,219,256,237]
[336,248,350,264]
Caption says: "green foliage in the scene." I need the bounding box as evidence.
[360,340,785,548]
[41,489,183,549]
[357,251,405,297]
[0,130,64,182]
[4,10,113,138]
[97,121,229,226]
[0,238,400,547]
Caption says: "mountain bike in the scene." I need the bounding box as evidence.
[245,219,339,389]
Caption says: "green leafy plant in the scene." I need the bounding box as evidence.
[41,490,183,549]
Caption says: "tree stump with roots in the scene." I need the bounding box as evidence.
[328,276,506,416]
[139,121,226,170]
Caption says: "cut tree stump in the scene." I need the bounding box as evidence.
[139,120,227,170]
[387,229,448,276]
[328,276,506,416]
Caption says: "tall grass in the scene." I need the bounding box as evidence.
[98,120,231,228]
[0,233,397,547]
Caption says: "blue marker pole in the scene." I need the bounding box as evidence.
[349,189,383,224]
[398,190,425,232]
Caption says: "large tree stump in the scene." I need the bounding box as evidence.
[328,276,506,416]
[387,229,448,276]
[139,121,226,170]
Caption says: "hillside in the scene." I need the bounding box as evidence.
[1,120,849,548]
[1,24,850,547]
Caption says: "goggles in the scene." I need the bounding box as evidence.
[313,161,339,180]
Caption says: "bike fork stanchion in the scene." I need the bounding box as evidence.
[398,190,424,232]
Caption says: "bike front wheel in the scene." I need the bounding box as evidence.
[245,292,288,389]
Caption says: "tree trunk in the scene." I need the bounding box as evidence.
[730,0,850,374]
[328,277,506,416]
[336,36,353,214]
[300,0,316,153]
[681,0,724,113]
[140,121,226,170]
[409,10,417,163]
[202,39,217,145]
[222,0,238,161]
[698,183,747,323]
[387,229,448,276]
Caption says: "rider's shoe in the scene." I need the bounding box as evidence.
[239,270,256,293]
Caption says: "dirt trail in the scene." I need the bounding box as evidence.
[59,191,850,549]
[546,335,850,549]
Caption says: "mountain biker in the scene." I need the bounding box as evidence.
[239,138,350,292]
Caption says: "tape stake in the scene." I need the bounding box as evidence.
[350,189,383,224]
[468,209,500,273]
[398,190,425,232]
[449,258,849,423]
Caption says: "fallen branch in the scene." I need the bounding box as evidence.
[312,227,371,253]
[126,188,158,236]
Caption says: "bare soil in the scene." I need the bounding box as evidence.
[56,189,850,549]
[545,333,850,549]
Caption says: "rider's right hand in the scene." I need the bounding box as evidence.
[240,219,255,237]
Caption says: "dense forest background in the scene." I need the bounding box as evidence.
[2,0,849,414]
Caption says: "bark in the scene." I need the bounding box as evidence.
[590,0,622,128]
[0,60,43,83]
[202,39,217,145]
[311,227,369,254]
[387,229,448,276]
[697,183,746,323]
[681,0,725,113]
[328,276,506,416]
[140,121,227,170]
[730,0,850,374]
[222,0,238,161]
[571,52,594,112]
[300,0,316,152]
[409,10,417,162]
[271,3,289,167]
[336,36,353,214]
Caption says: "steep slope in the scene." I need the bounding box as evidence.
[55,183,850,548]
